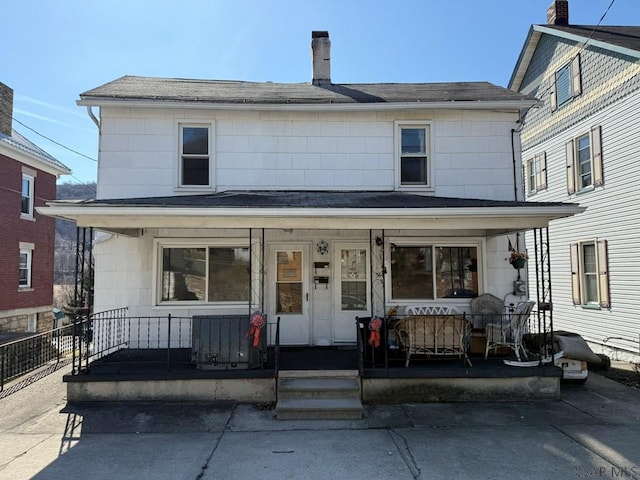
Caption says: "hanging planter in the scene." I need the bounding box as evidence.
[509,251,528,269]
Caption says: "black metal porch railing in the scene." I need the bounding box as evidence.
[356,306,553,369]
[1,324,77,392]
[70,309,281,375]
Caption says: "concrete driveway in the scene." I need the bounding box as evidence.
[1,367,639,480]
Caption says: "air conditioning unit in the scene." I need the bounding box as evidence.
[191,315,266,370]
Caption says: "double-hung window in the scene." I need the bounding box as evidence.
[179,124,211,188]
[21,173,34,217]
[19,244,33,289]
[566,126,603,194]
[570,240,610,308]
[390,241,479,301]
[159,242,250,304]
[526,152,547,195]
[551,54,581,111]
[396,122,431,189]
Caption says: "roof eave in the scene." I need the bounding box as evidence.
[535,25,640,60]
[508,26,541,92]
[76,97,536,112]
[0,142,71,177]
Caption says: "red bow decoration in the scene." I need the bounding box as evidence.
[368,317,383,348]
[246,312,266,347]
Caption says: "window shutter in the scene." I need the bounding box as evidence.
[570,243,581,305]
[550,79,557,111]
[571,54,582,97]
[538,152,547,190]
[597,239,610,308]
[591,125,604,186]
[566,139,576,194]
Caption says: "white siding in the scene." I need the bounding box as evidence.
[96,108,520,200]
[524,89,640,361]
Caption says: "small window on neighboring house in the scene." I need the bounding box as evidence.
[21,173,34,217]
[565,126,603,194]
[396,122,432,189]
[19,248,32,289]
[179,124,211,187]
[551,54,581,111]
[526,152,547,195]
[570,240,610,308]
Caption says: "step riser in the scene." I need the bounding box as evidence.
[278,389,360,399]
[276,409,363,420]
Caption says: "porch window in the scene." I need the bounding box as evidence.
[390,244,478,300]
[160,246,249,303]
[179,124,212,188]
[395,121,432,190]
[570,240,610,308]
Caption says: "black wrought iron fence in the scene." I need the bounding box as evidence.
[71,309,281,374]
[1,324,77,391]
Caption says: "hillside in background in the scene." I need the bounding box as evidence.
[55,182,96,284]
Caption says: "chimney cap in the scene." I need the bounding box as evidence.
[312,31,329,38]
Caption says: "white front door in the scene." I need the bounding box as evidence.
[268,245,310,345]
[333,243,370,342]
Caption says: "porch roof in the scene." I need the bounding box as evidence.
[39,190,585,235]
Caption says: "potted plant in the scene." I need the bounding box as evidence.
[509,251,528,269]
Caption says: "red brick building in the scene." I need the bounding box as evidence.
[0,82,70,333]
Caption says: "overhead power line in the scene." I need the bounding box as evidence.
[0,106,97,162]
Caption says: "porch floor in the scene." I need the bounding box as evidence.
[64,346,562,383]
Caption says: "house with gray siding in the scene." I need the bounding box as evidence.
[509,0,640,362]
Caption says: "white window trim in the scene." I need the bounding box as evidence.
[394,120,435,192]
[19,245,34,289]
[21,173,35,219]
[153,237,259,308]
[385,236,485,304]
[176,121,215,192]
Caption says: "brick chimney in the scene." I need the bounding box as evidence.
[311,31,331,85]
[547,0,569,25]
[0,82,13,136]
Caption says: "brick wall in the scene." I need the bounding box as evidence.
[0,153,57,314]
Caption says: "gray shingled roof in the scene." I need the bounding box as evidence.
[79,76,535,106]
[544,25,640,54]
[0,130,70,174]
[80,190,573,209]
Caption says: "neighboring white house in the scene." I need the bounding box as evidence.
[509,1,640,362]
[43,31,583,348]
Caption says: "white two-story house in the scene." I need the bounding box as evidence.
[43,32,582,351]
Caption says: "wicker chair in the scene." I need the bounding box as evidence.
[484,301,535,361]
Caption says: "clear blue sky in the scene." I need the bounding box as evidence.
[3,0,638,185]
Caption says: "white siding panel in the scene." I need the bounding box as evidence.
[524,89,640,360]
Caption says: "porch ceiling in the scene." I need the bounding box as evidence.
[39,191,585,236]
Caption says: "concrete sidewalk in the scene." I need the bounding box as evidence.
[1,367,639,480]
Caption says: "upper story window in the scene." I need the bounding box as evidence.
[389,242,479,301]
[179,124,212,188]
[395,121,432,190]
[551,54,581,111]
[570,240,609,308]
[19,245,33,289]
[21,173,34,217]
[526,152,547,196]
[566,126,603,194]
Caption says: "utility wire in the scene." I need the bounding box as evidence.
[0,106,97,162]
[516,0,617,132]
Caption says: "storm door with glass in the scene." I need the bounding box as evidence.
[333,244,370,342]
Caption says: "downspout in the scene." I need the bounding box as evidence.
[86,106,100,128]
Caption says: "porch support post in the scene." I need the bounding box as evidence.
[533,227,553,363]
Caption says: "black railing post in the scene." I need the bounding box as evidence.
[167,314,172,371]
[1,346,5,392]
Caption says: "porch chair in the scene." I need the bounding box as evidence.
[484,301,535,361]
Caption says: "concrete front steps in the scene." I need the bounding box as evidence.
[275,370,363,420]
